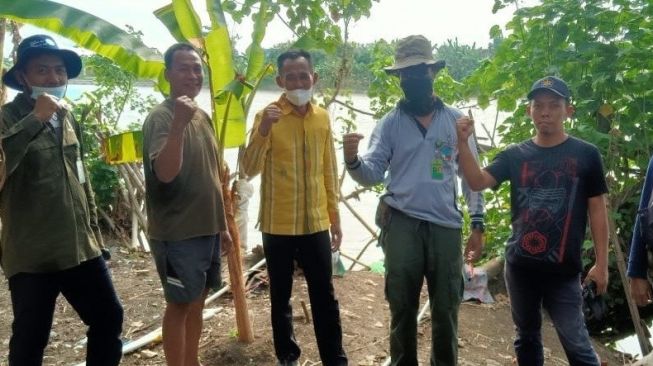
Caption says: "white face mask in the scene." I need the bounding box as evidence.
[30,85,67,100]
[284,87,313,107]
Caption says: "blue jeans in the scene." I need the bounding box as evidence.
[8,257,124,366]
[505,263,599,366]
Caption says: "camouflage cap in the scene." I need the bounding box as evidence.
[384,35,445,75]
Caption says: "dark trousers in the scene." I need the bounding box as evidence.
[505,263,599,366]
[8,257,124,366]
[380,209,463,366]
[263,231,348,366]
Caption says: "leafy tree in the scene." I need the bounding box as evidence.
[72,53,158,213]
[435,38,494,81]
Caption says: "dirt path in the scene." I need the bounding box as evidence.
[0,247,627,365]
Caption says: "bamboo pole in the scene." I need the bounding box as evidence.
[123,163,145,195]
[339,251,371,270]
[221,168,253,342]
[129,162,146,187]
[73,308,223,366]
[340,197,377,238]
[118,166,147,235]
[347,237,376,271]
[608,214,652,356]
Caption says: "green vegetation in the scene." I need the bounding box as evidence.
[462,0,653,337]
[72,54,158,213]
[2,0,651,341]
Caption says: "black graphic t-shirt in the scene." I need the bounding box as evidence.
[486,136,608,274]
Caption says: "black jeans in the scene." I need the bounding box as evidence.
[8,256,124,366]
[505,263,600,366]
[263,231,348,366]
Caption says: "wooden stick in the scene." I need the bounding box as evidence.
[127,162,145,187]
[609,213,652,356]
[118,166,147,231]
[300,300,311,324]
[340,197,378,238]
[339,250,371,270]
[346,238,375,271]
[123,163,145,196]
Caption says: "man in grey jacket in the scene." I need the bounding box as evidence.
[343,35,485,365]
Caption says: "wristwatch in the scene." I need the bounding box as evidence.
[471,221,485,233]
[345,155,361,170]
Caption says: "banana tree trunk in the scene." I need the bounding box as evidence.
[221,167,253,342]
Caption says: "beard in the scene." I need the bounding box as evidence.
[399,78,436,116]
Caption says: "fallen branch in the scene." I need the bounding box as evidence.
[339,250,371,270]
[300,300,311,324]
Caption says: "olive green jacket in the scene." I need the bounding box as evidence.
[0,93,101,278]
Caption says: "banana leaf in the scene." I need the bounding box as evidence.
[0,0,168,94]
[153,4,186,43]
[171,0,204,48]
[204,0,245,148]
[243,0,271,83]
[206,28,246,148]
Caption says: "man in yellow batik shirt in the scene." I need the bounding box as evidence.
[242,49,347,366]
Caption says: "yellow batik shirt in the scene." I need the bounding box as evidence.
[242,96,340,235]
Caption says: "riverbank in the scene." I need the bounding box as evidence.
[0,239,628,365]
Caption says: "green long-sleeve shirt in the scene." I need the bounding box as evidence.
[0,93,101,278]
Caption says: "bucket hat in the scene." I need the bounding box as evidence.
[2,34,82,91]
[385,35,445,75]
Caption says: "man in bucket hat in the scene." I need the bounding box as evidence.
[456,76,609,365]
[343,35,485,365]
[0,34,123,365]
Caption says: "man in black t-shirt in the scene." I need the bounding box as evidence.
[455,76,609,366]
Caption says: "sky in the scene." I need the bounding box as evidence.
[2,0,536,57]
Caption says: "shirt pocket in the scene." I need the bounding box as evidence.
[24,136,63,185]
[63,142,82,182]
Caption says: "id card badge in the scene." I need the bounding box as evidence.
[431,158,443,180]
[76,159,87,184]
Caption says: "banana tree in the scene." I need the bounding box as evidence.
[0,0,378,345]
[152,0,278,343]
[0,0,272,344]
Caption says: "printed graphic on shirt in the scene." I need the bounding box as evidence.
[432,139,454,180]
[514,157,578,263]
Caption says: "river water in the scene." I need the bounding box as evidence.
[6,84,503,269]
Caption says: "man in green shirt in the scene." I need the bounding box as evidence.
[143,43,232,366]
[0,34,123,365]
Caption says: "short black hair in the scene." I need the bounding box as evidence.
[276,50,313,75]
[164,43,199,69]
